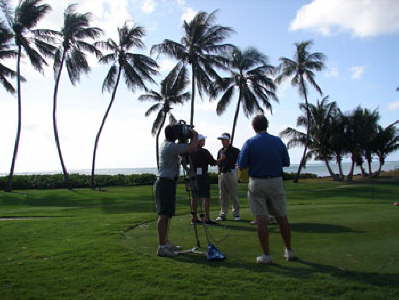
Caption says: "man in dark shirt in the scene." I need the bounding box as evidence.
[215,133,241,221]
[189,134,220,225]
[238,115,294,264]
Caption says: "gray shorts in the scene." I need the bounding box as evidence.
[154,177,176,217]
[248,177,287,217]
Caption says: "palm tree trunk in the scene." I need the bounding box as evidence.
[337,154,344,180]
[53,50,69,188]
[156,111,167,170]
[347,154,355,181]
[294,79,309,183]
[323,159,336,179]
[367,158,373,176]
[377,156,383,176]
[360,164,366,177]
[230,90,242,145]
[91,67,122,189]
[5,46,22,192]
[190,67,195,126]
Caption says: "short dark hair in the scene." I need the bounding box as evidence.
[252,115,268,132]
[164,125,176,141]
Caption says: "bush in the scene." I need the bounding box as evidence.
[0,171,317,190]
[0,173,157,190]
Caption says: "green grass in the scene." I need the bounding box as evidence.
[1,180,398,299]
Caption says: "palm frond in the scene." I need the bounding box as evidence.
[74,41,101,57]
[65,47,89,85]
[150,39,186,60]
[216,85,234,115]
[0,70,15,93]
[145,102,161,117]
[138,91,162,102]
[102,64,118,93]
[99,53,117,64]
[34,38,56,57]
[17,0,52,29]
[151,109,165,136]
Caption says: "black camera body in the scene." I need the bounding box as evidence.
[172,120,194,143]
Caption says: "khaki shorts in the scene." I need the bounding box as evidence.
[248,177,287,217]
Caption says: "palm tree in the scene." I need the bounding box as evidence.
[151,10,234,126]
[214,47,277,144]
[360,108,379,175]
[0,21,18,93]
[1,0,57,192]
[372,124,399,176]
[275,40,325,182]
[328,110,347,180]
[52,4,102,187]
[138,63,190,169]
[280,96,338,179]
[344,108,366,179]
[91,23,158,189]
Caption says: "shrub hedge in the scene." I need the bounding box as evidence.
[0,172,317,190]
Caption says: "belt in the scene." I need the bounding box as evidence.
[251,175,281,179]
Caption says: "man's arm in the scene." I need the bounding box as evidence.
[173,131,199,155]
[281,141,290,167]
[186,131,199,153]
[238,142,249,169]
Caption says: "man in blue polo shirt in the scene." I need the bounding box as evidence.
[238,114,295,264]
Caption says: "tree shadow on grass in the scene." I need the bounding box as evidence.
[218,222,362,234]
[291,223,364,234]
[174,255,399,288]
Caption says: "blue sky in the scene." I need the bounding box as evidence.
[0,0,398,173]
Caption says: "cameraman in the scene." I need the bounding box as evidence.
[155,124,199,257]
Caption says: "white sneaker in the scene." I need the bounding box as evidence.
[234,216,241,221]
[157,246,177,257]
[165,242,182,251]
[216,215,226,221]
[256,254,272,264]
[283,248,296,261]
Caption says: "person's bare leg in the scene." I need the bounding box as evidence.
[157,215,169,245]
[256,215,270,255]
[275,215,291,249]
[203,197,210,222]
[191,197,199,222]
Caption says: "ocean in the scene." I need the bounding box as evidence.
[3,161,399,177]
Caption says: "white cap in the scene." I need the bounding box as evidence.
[198,134,206,141]
[217,133,231,140]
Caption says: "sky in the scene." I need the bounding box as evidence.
[0,0,398,174]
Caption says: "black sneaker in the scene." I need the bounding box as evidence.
[191,220,202,225]
[205,220,218,225]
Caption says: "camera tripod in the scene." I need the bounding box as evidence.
[176,155,225,260]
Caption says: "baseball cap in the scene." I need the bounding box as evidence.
[198,134,206,140]
[217,133,231,140]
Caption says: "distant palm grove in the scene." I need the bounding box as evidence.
[0,1,398,191]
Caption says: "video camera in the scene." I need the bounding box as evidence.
[172,120,194,143]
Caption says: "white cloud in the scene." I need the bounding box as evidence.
[324,66,339,78]
[350,66,365,79]
[141,0,156,14]
[181,7,197,22]
[290,0,399,37]
[159,59,177,73]
[197,101,217,112]
[176,0,186,6]
[388,101,399,111]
